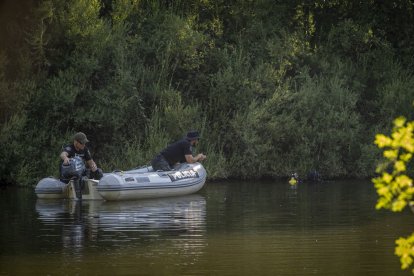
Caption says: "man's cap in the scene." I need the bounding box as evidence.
[73,132,89,144]
[186,131,200,140]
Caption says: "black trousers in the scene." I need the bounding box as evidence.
[151,154,172,171]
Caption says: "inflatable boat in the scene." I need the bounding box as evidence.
[35,162,207,201]
[97,163,207,201]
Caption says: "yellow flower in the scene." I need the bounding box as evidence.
[384,149,398,160]
[394,116,407,128]
[375,134,392,148]
[395,161,407,172]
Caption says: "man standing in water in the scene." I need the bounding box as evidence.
[151,131,207,171]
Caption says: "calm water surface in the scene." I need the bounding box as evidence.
[1,180,413,275]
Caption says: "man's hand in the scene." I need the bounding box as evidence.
[198,154,207,161]
[88,160,98,172]
[63,157,70,165]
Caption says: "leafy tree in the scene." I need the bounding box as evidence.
[373,116,414,272]
[2,0,414,184]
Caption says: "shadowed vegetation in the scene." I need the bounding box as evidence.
[1,0,414,185]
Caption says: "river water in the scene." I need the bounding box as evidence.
[1,180,413,275]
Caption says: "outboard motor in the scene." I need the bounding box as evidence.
[61,156,86,200]
[61,156,86,179]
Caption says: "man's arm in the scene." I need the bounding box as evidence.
[87,159,98,172]
[60,151,70,165]
[185,153,206,163]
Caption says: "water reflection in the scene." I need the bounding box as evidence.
[97,196,205,235]
[3,182,413,275]
[36,195,206,255]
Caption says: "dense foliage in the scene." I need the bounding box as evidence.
[374,117,414,272]
[1,0,414,185]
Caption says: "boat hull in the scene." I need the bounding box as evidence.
[97,163,207,201]
[35,177,68,199]
[35,178,103,200]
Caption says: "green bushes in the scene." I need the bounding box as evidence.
[1,0,414,185]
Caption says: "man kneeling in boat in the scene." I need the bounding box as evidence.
[151,131,207,171]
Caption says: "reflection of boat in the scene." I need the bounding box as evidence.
[35,194,206,240]
[35,198,70,220]
[35,195,207,264]
[96,194,206,233]
[35,199,104,222]
[35,195,207,266]
[35,163,207,201]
